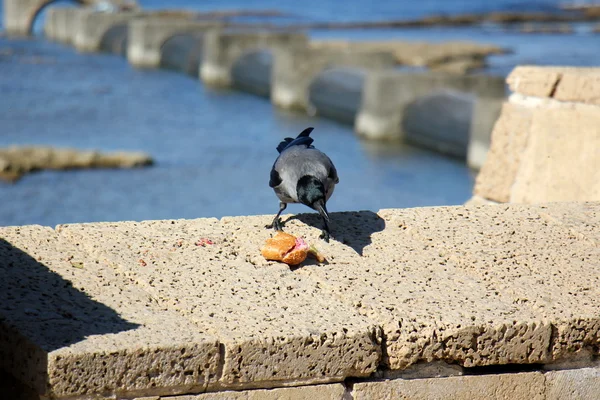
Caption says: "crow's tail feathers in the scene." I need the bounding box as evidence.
[297,127,314,138]
[276,127,315,153]
[276,137,295,153]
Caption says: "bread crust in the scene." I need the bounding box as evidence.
[261,232,308,265]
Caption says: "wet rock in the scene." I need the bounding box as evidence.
[0,146,153,182]
[520,23,574,34]
[310,40,506,74]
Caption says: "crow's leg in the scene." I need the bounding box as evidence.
[266,202,287,231]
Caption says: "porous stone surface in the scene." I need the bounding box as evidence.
[1,202,600,399]
[56,217,382,391]
[294,203,600,369]
[352,372,546,400]
[473,102,532,202]
[0,226,220,399]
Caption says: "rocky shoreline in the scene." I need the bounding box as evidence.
[0,146,153,182]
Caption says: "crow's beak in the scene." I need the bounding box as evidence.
[314,200,329,222]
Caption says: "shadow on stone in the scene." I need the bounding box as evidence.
[284,210,386,256]
[0,369,39,400]
[0,239,140,393]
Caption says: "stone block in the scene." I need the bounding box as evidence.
[553,70,600,106]
[510,103,600,203]
[165,384,345,399]
[473,101,533,202]
[507,66,600,104]
[507,66,563,98]
[546,367,600,400]
[353,372,546,400]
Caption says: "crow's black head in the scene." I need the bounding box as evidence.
[296,175,325,209]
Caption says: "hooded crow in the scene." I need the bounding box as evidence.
[268,127,339,242]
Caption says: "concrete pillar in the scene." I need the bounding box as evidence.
[355,71,506,142]
[99,24,129,55]
[272,46,395,111]
[200,29,308,87]
[74,10,142,52]
[43,6,60,40]
[3,0,44,35]
[467,97,505,170]
[230,50,273,97]
[402,89,476,158]
[51,7,85,44]
[127,17,220,68]
[160,33,205,76]
[308,67,366,125]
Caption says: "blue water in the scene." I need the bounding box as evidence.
[0,1,598,227]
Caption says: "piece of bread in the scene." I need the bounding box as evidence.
[261,231,309,266]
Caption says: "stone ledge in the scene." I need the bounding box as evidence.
[1,202,600,398]
[507,66,600,105]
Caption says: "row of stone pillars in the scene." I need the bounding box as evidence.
[4,3,506,168]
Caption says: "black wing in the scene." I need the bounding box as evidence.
[269,165,282,188]
[328,161,339,184]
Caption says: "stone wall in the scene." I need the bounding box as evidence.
[2,202,600,399]
[472,66,600,204]
[107,368,600,400]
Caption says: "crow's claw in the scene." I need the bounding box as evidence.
[272,218,284,232]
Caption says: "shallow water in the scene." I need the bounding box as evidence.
[0,0,598,227]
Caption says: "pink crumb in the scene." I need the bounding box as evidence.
[294,237,309,251]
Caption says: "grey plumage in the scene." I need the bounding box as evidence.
[268,127,339,241]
